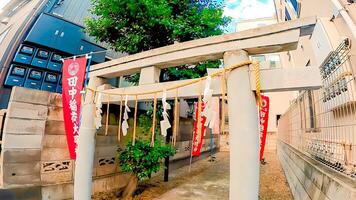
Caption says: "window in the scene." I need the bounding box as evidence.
[20,45,34,55]
[267,54,281,69]
[251,55,266,62]
[10,65,26,77]
[45,73,58,83]
[36,49,49,59]
[28,69,42,80]
[51,53,62,62]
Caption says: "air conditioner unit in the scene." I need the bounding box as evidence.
[311,19,356,111]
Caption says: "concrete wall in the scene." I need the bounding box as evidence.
[278,140,356,200]
[0,87,132,199]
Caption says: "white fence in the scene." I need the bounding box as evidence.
[278,39,356,178]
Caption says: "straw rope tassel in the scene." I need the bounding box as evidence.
[220,70,226,134]
[105,94,110,135]
[253,62,262,107]
[117,95,123,143]
[151,93,157,147]
[132,95,138,146]
[173,89,179,146]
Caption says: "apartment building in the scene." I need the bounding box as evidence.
[0,0,123,109]
[275,0,356,179]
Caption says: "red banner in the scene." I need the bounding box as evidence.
[192,102,207,157]
[62,57,87,159]
[259,95,270,161]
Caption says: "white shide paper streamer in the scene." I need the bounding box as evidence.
[160,90,171,137]
[95,93,103,129]
[122,95,131,136]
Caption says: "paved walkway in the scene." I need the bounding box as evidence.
[93,150,293,199]
[155,153,229,200]
[152,150,293,200]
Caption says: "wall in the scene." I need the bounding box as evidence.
[0,87,132,199]
[265,91,296,133]
[278,140,356,200]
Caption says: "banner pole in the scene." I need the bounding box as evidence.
[83,52,93,94]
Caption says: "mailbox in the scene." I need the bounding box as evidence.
[24,69,43,89]
[47,53,63,72]
[41,72,58,92]
[13,45,35,65]
[31,49,50,68]
[4,65,28,87]
[56,75,62,93]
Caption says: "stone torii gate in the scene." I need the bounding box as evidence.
[74,17,321,200]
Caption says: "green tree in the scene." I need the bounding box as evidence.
[118,139,176,198]
[119,139,176,181]
[86,0,230,81]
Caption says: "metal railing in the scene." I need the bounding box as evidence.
[278,38,356,179]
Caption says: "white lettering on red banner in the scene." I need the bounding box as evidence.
[62,57,87,159]
[259,95,270,161]
[192,102,206,157]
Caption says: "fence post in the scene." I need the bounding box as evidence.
[224,50,260,200]
[74,77,105,200]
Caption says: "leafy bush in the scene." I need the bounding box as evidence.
[118,139,176,181]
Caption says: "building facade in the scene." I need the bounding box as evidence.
[0,0,123,109]
[275,0,356,199]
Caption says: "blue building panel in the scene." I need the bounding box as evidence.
[25,13,83,54]
[285,8,292,21]
[289,0,299,12]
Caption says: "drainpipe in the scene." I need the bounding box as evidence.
[331,0,356,41]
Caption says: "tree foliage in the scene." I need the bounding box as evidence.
[86,0,230,54]
[86,0,230,81]
[119,139,176,181]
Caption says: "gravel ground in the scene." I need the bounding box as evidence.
[93,150,293,200]
[259,150,293,200]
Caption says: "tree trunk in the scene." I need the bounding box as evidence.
[122,174,138,200]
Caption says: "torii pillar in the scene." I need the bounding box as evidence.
[74,77,105,200]
[224,50,260,200]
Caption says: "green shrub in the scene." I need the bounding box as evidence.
[118,139,176,181]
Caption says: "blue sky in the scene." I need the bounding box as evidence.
[224,0,276,33]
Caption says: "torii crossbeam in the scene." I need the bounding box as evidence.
[74,17,321,200]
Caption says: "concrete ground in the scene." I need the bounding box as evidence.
[93,150,293,200]
[152,151,293,200]
[155,152,229,200]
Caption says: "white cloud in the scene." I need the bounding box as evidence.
[0,0,10,9]
[224,0,275,21]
